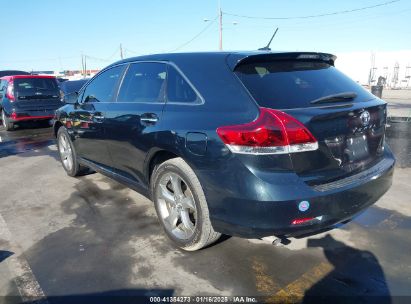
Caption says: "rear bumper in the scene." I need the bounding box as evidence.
[199,152,395,238]
[8,110,55,122]
[2,101,60,123]
[9,115,54,122]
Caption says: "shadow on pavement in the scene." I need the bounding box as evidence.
[9,288,174,304]
[0,251,13,263]
[0,122,56,160]
[0,139,58,160]
[1,120,52,132]
[20,177,163,298]
[386,117,411,168]
[303,234,391,304]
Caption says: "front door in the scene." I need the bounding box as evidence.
[69,64,126,168]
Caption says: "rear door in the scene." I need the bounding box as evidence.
[234,59,387,184]
[104,62,167,185]
[68,65,126,167]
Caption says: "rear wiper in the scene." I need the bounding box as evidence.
[310,92,357,104]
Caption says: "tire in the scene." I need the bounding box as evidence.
[57,127,87,177]
[1,110,14,131]
[151,157,221,251]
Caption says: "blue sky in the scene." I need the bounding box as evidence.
[1,0,410,71]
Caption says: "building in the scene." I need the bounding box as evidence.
[336,50,411,88]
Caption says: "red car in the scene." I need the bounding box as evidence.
[0,75,63,130]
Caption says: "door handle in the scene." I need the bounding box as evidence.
[93,114,105,120]
[92,113,105,123]
[140,113,158,124]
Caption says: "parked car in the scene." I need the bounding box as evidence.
[0,75,63,130]
[53,51,395,251]
[0,70,30,78]
[59,79,89,103]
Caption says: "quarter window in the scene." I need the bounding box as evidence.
[81,65,125,103]
[166,65,199,103]
[117,62,166,103]
[0,80,5,92]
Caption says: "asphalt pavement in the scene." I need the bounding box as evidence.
[0,105,410,303]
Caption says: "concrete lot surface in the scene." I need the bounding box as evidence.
[383,89,411,117]
[0,114,410,303]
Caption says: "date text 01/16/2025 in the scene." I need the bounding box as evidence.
[149,296,258,303]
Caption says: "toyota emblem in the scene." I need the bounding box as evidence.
[360,111,370,126]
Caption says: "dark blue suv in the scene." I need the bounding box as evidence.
[53,51,394,250]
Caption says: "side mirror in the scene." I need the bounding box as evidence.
[64,92,79,104]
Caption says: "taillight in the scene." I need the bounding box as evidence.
[6,81,15,102]
[291,217,314,225]
[216,107,318,155]
[60,89,64,102]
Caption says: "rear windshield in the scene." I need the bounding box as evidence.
[60,80,88,95]
[14,78,59,99]
[235,61,375,109]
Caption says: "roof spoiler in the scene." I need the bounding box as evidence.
[227,52,337,70]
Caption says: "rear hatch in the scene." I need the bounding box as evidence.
[233,54,387,185]
[13,77,62,111]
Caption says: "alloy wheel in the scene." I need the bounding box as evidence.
[156,172,197,240]
[2,111,6,128]
[58,133,74,171]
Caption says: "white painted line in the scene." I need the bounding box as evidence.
[0,213,48,304]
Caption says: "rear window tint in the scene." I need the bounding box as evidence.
[166,65,200,103]
[235,61,374,109]
[14,78,59,95]
[117,62,166,103]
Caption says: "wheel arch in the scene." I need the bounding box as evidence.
[145,149,180,185]
[0,101,11,114]
[53,121,64,138]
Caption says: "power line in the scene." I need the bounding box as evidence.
[84,55,111,62]
[0,55,78,63]
[167,15,218,52]
[124,47,139,55]
[227,7,411,31]
[223,0,401,20]
[105,48,120,61]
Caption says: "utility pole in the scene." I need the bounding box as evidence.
[368,52,376,86]
[120,43,124,59]
[81,53,85,76]
[218,1,223,51]
[392,62,399,88]
[84,55,87,76]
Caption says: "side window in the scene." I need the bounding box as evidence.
[0,81,4,99]
[117,62,166,103]
[81,65,125,103]
[166,65,200,103]
[0,80,7,90]
[0,80,8,96]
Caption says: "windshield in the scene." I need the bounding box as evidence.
[235,61,375,109]
[14,77,59,99]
